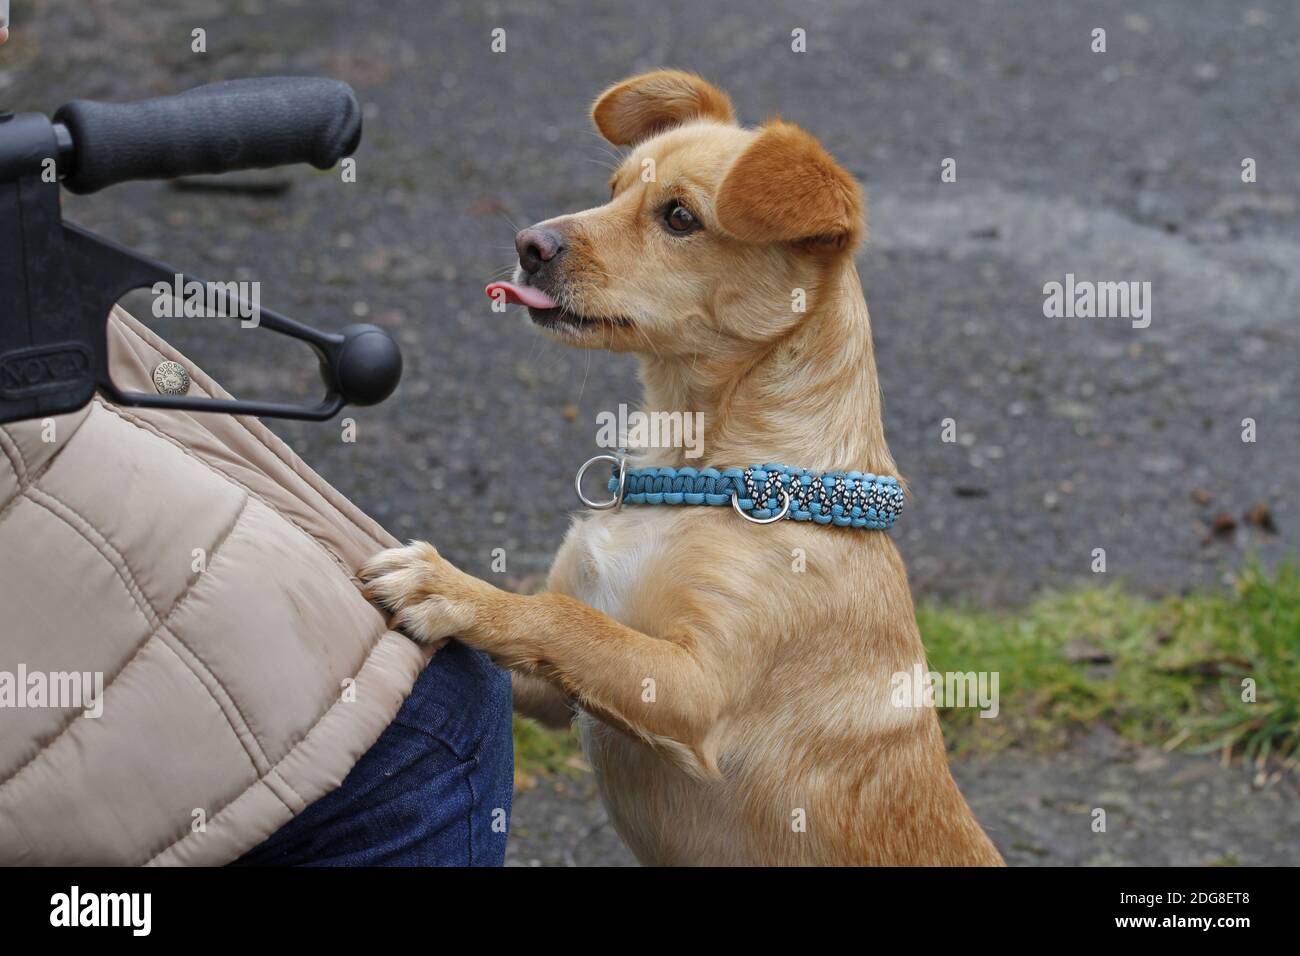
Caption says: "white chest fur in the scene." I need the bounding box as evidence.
[562,515,663,622]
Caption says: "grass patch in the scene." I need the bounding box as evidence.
[922,564,1300,763]
[512,715,584,789]
[513,565,1300,780]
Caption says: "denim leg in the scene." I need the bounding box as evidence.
[234,641,513,866]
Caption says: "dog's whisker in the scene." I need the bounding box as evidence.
[588,143,625,166]
[498,211,526,235]
[574,340,593,403]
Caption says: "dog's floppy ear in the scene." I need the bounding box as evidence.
[714,119,864,249]
[592,70,735,146]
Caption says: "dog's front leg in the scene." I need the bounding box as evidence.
[511,673,576,729]
[361,542,721,777]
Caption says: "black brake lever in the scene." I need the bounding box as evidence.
[66,223,402,421]
[0,78,401,426]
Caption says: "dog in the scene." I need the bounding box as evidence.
[361,70,1003,866]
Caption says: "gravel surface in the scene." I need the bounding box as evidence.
[6,0,1297,866]
[509,731,1300,867]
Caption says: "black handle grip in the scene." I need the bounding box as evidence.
[54,76,362,195]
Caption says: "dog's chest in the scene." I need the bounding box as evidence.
[553,514,664,623]
[550,513,754,863]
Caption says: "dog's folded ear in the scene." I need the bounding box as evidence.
[592,70,736,146]
[714,120,864,250]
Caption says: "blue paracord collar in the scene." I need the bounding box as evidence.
[589,458,905,530]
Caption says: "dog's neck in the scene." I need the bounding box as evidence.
[635,256,899,478]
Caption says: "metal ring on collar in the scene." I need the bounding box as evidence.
[731,489,791,524]
[575,453,627,511]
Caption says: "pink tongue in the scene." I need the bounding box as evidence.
[485,281,558,310]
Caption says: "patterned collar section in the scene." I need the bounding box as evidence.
[607,462,905,529]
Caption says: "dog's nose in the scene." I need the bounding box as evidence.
[515,226,565,275]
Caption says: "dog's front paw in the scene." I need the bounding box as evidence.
[359,541,482,645]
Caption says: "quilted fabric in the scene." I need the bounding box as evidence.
[0,307,430,865]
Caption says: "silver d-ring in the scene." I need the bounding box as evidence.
[575,454,627,511]
[731,489,791,524]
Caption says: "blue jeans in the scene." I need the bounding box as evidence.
[235,641,513,866]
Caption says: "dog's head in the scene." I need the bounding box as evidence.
[487,70,864,356]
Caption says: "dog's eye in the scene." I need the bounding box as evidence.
[663,203,700,234]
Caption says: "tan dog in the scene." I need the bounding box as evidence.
[362,70,1002,866]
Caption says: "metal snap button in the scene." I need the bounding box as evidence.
[152,360,191,396]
